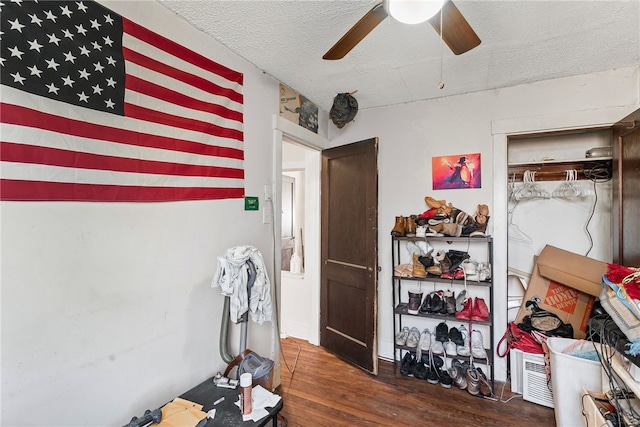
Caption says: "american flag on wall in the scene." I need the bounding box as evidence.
[1,0,244,202]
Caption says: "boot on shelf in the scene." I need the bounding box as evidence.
[405,216,417,237]
[412,253,427,278]
[391,216,406,237]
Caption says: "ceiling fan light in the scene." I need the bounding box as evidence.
[384,0,445,25]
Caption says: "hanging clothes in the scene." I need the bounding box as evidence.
[212,245,272,325]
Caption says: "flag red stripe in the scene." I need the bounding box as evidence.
[0,179,244,202]
[124,103,243,141]
[0,142,244,179]
[123,47,243,105]
[126,75,242,123]
[123,18,244,86]
[1,103,244,160]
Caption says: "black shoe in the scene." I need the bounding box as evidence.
[427,368,440,385]
[435,322,449,342]
[400,352,415,376]
[449,327,464,346]
[418,255,434,268]
[447,250,470,272]
[413,361,428,380]
[419,293,432,313]
[431,355,444,370]
[431,292,444,313]
[440,370,453,388]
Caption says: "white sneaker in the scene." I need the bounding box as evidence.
[395,326,410,346]
[444,340,457,356]
[471,329,488,359]
[419,328,431,351]
[430,333,444,355]
[406,327,421,348]
[456,325,471,356]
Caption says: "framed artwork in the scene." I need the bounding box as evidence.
[432,153,481,189]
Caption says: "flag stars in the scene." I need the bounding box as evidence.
[75,24,87,36]
[60,5,72,18]
[91,41,102,51]
[29,13,43,27]
[63,51,76,63]
[89,19,101,30]
[106,56,116,66]
[105,77,116,88]
[8,18,25,33]
[8,46,24,59]
[104,14,114,25]
[91,84,103,95]
[62,75,75,87]
[44,10,57,22]
[62,29,73,39]
[46,82,60,94]
[28,39,44,52]
[105,98,115,109]
[76,2,88,13]
[93,62,104,73]
[10,71,26,85]
[0,57,5,67]
[78,68,90,80]
[77,91,89,102]
[27,64,43,77]
[78,45,90,56]
[47,33,61,45]
[103,36,113,47]
[45,58,60,70]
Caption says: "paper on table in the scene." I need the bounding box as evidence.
[234,385,282,422]
[157,398,208,427]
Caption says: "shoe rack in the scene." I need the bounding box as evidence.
[392,235,494,387]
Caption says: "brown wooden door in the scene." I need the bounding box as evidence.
[613,109,640,267]
[320,138,378,374]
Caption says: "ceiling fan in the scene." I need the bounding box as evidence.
[323,0,481,60]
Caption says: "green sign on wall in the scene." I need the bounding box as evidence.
[244,196,259,211]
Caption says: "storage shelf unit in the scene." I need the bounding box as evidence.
[392,235,494,386]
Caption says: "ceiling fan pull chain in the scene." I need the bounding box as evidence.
[438,9,445,90]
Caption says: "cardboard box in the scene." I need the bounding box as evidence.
[515,245,608,339]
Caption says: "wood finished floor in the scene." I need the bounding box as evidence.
[276,338,556,427]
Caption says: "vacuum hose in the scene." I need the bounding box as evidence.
[219,296,234,364]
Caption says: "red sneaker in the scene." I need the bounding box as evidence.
[470,297,489,322]
[455,298,472,320]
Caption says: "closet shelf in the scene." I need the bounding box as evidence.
[507,156,611,167]
[507,157,612,182]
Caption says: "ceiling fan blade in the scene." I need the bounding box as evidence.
[323,3,388,60]
[429,0,481,55]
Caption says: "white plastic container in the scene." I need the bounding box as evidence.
[547,337,602,427]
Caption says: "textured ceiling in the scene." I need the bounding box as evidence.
[159,0,640,112]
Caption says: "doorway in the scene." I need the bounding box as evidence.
[279,138,320,343]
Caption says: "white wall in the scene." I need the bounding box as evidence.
[0,2,282,426]
[329,66,640,381]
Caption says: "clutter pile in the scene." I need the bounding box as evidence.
[391,196,491,283]
[391,197,490,239]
